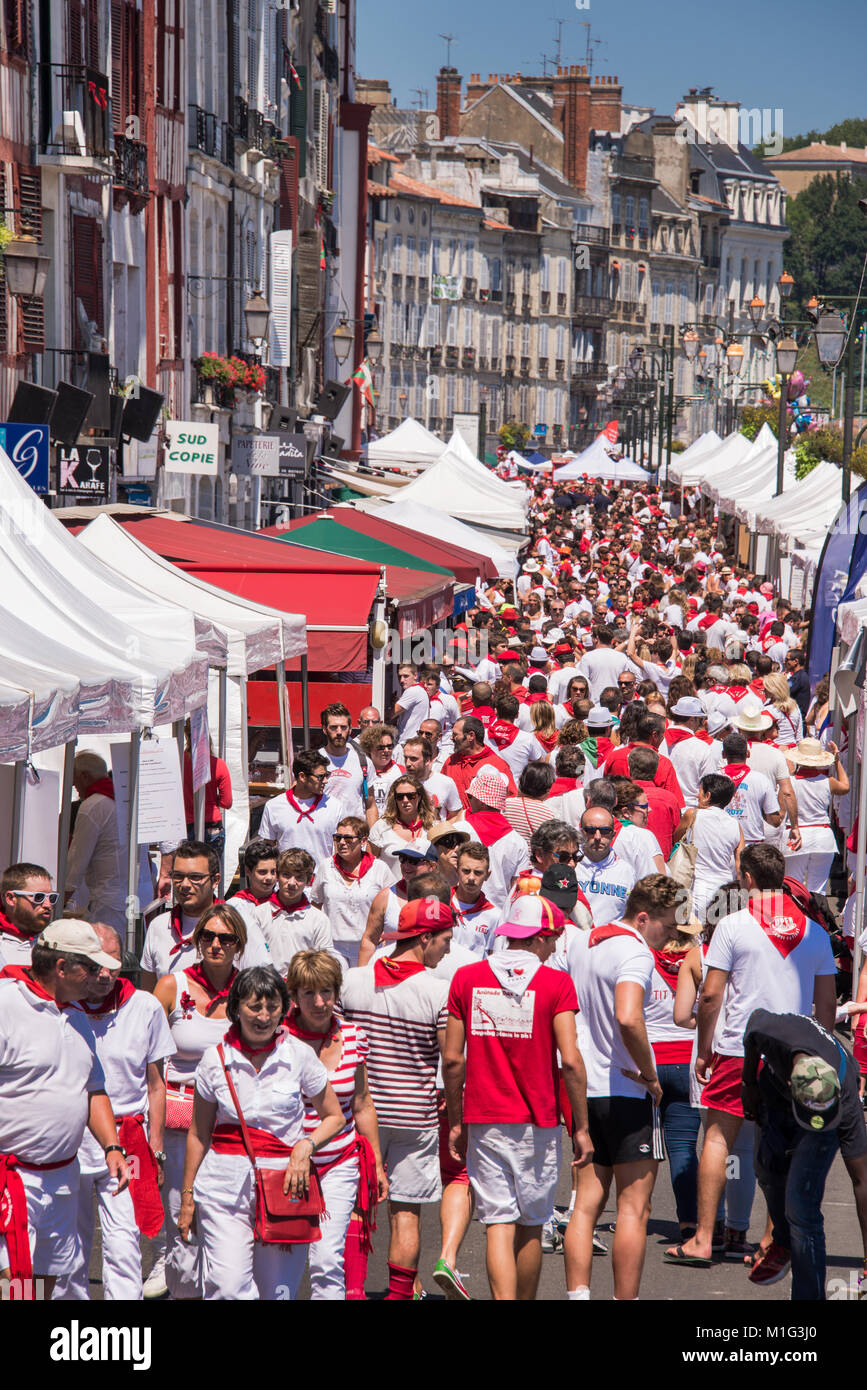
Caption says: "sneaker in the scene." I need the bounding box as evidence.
[724,1229,755,1262]
[541,1217,563,1253]
[711,1220,726,1254]
[747,1240,791,1286]
[412,1287,427,1300]
[142,1255,167,1300]
[432,1258,471,1301]
[592,1229,608,1256]
[552,1204,573,1234]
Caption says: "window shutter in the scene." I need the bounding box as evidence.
[86,0,100,68]
[313,85,329,188]
[231,0,241,104]
[279,143,299,230]
[0,258,7,355]
[69,0,83,64]
[13,164,42,240]
[7,0,29,56]
[290,64,307,178]
[72,214,104,342]
[111,0,123,131]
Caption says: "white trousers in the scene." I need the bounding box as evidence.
[307,1157,359,1301]
[53,1167,143,1301]
[784,848,835,895]
[163,1126,203,1298]
[0,1161,80,1280]
[196,1171,307,1300]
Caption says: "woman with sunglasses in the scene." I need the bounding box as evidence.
[358,722,404,826]
[154,903,248,1298]
[555,676,590,730]
[309,816,395,968]
[367,775,436,875]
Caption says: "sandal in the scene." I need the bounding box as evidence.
[743,1243,772,1269]
[664,1244,713,1268]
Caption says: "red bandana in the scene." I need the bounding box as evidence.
[232,889,263,904]
[373,956,427,987]
[466,808,512,847]
[271,892,310,915]
[697,613,719,631]
[694,729,713,745]
[284,1007,340,1044]
[748,895,807,957]
[223,1022,282,1057]
[488,719,519,750]
[652,949,686,994]
[451,889,496,920]
[525,692,551,705]
[0,964,59,1003]
[666,726,696,750]
[535,730,558,753]
[285,789,324,821]
[472,705,496,726]
[80,977,136,1015]
[332,851,376,883]
[0,910,33,943]
[81,776,116,802]
[588,922,642,949]
[549,776,580,796]
[183,962,238,1015]
[723,763,751,789]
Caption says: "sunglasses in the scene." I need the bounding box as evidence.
[376,743,394,751]
[436,835,464,848]
[333,833,361,844]
[200,930,238,947]
[10,890,58,905]
[395,791,418,800]
[556,850,580,864]
[582,826,615,838]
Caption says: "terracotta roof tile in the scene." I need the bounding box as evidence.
[390,169,481,209]
[767,142,867,163]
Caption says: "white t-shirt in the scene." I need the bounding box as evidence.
[394,684,430,740]
[574,850,635,925]
[578,648,639,702]
[723,767,778,844]
[75,989,176,1170]
[690,805,741,890]
[140,906,271,979]
[450,894,502,956]
[310,855,396,949]
[548,665,580,703]
[485,728,546,780]
[422,770,463,819]
[482,830,532,911]
[612,823,664,880]
[0,930,36,969]
[747,741,791,791]
[368,762,406,817]
[259,789,346,861]
[321,745,367,816]
[0,977,105,1164]
[665,732,718,808]
[430,692,460,733]
[567,921,654,1099]
[65,792,127,932]
[705,904,835,1056]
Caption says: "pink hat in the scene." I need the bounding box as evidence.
[495,895,565,939]
[467,768,508,812]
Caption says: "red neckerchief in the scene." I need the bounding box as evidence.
[332,851,375,882]
[373,956,427,987]
[588,922,642,949]
[271,892,310,915]
[0,1155,33,1287]
[748,677,765,697]
[488,718,519,750]
[0,909,33,943]
[697,612,718,631]
[223,1022,282,1057]
[451,888,496,921]
[80,977,137,1015]
[666,726,695,749]
[0,963,61,1003]
[727,686,749,701]
[285,788,324,821]
[466,808,512,847]
[183,963,238,1016]
[707,684,729,695]
[747,894,807,958]
[374,759,397,776]
[535,730,558,752]
[472,705,495,726]
[81,776,115,801]
[284,1007,340,1044]
[695,729,713,745]
[652,948,686,994]
[525,692,551,705]
[549,776,579,795]
[169,901,221,957]
[561,701,575,719]
[232,889,262,904]
[723,763,751,788]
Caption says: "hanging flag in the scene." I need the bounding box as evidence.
[349,358,375,409]
[597,419,619,444]
[289,61,301,89]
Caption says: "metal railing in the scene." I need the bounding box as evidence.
[113,134,149,195]
[573,294,615,318]
[39,65,112,159]
[190,105,218,156]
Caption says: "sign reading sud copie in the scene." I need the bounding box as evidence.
[164,420,220,474]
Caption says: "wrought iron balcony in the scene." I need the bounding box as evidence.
[39,65,112,166]
[113,134,149,198]
[190,105,218,156]
[573,294,615,319]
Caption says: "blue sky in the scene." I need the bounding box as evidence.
[358,0,866,141]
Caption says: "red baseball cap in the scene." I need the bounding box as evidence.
[382,897,453,942]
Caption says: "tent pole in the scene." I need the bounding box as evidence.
[299,656,309,750]
[10,760,26,862]
[852,700,867,1004]
[173,718,185,777]
[275,659,292,778]
[218,667,228,762]
[371,576,388,718]
[126,731,141,957]
[54,740,77,913]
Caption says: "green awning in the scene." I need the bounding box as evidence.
[273,517,454,576]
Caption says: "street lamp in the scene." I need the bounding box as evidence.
[365,324,383,365]
[682,327,701,361]
[2,236,50,298]
[726,342,744,376]
[243,289,271,348]
[774,336,799,494]
[748,296,765,328]
[331,317,354,366]
[778,271,794,301]
[814,311,846,367]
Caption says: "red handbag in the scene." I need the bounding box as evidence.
[218,1044,324,1245]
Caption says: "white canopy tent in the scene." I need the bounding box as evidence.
[365,417,445,471]
[392,446,528,531]
[444,429,530,503]
[76,513,308,881]
[751,462,849,539]
[668,430,721,477]
[671,430,754,487]
[553,435,648,482]
[706,429,784,512]
[348,496,519,580]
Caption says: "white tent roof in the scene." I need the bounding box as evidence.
[348,497,519,579]
[669,430,721,477]
[366,417,445,471]
[751,462,848,539]
[0,668,80,763]
[444,430,530,503]
[391,446,528,530]
[0,447,207,732]
[77,514,306,676]
[553,435,648,482]
[706,429,781,507]
[673,430,754,486]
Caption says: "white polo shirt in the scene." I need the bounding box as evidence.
[422,770,463,819]
[394,684,430,740]
[263,900,335,976]
[74,988,176,1170]
[65,792,127,932]
[0,976,105,1164]
[566,920,654,1099]
[259,789,346,861]
[664,731,718,807]
[140,906,271,979]
[0,929,37,970]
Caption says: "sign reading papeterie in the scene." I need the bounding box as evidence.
[232,434,280,476]
[164,420,219,475]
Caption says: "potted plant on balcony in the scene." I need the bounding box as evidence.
[196,352,242,406]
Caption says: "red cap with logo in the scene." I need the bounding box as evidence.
[382,896,454,942]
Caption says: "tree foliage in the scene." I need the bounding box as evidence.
[784,173,867,309]
[498,420,530,449]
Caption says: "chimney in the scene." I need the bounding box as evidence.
[552,63,592,190]
[465,72,489,107]
[436,66,462,139]
[590,73,622,133]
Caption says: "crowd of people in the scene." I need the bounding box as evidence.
[3,469,867,1304]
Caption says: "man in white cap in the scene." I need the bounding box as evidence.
[664,696,717,808]
[443,895,593,1301]
[54,923,175,1301]
[733,700,801,850]
[583,705,618,788]
[0,862,56,968]
[0,921,129,1300]
[464,769,531,911]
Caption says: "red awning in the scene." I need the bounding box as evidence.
[266,510,496,586]
[114,517,380,672]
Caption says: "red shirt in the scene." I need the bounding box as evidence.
[182,753,233,826]
[635,780,681,859]
[441,746,518,810]
[447,960,578,1127]
[602,742,684,808]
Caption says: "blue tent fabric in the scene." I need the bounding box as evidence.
[808,490,867,691]
[525,450,547,464]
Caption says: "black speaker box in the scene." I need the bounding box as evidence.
[107,393,125,447]
[121,386,164,442]
[269,404,297,432]
[312,379,350,421]
[50,381,95,449]
[8,381,57,425]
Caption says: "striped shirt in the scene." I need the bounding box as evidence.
[298,1021,369,1165]
[503,796,555,843]
[341,966,448,1129]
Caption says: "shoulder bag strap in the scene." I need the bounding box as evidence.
[349,740,368,801]
[217,1043,258,1173]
